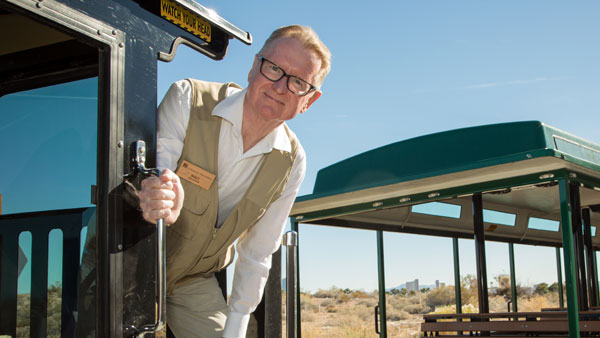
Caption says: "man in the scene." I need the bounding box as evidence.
[138,25,331,337]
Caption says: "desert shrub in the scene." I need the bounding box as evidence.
[407,293,425,305]
[490,275,534,300]
[426,285,455,308]
[314,287,338,298]
[461,274,479,306]
[351,290,370,299]
[519,286,534,297]
[17,293,31,338]
[489,295,509,312]
[301,295,319,312]
[386,307,410,321]
[338,293,351,303]
[340,324,371,338]
[358,298,377,307]
[534,282,549,295]
[354,305,374,322]
[326,304,338,313]
[387,294,410,311]
[320,298,334,308]
[405,303,431,314]
[430,303,478,314]
[519,294,557,312]
[19,282,62,338]
[301,311,316,322]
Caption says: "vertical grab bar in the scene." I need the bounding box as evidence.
[130,218,166,337]
[124,140,167,337]
[283,231,298,338]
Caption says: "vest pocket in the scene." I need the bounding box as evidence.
[169,180,212,240]
[180,178,212,214]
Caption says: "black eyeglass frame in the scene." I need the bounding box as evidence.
[257,55,317,96]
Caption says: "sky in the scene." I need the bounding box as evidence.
[1,1,600,295]
[154,1,600,293]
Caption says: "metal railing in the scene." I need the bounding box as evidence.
[0,207,92,338]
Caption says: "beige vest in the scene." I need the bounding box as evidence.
[165,79,299,295]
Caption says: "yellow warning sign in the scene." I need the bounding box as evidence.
[160,0,211,42]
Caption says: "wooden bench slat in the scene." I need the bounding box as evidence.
[422,319,600,332]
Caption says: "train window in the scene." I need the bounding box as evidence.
[411,202,461,219]
[0,17,99,337]
[553,136,600,166]
[528,217,560,232]
[0,78,98,214]
[483,209,516,227]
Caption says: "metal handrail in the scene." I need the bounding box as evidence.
[130,218,166,337]
[124,140,167,337]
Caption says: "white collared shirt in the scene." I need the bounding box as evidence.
[157,80,306,338]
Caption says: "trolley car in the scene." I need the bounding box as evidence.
[0,1,285,337]
[289,121,600,338]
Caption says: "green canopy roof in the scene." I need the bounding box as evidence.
[291,121,600,247]
[304,121,600,201]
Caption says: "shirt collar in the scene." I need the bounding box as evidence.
[212,87,292,154]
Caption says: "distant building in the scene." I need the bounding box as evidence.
[406,279,419,292]
[433,280,446,289]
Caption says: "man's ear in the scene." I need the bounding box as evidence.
[301,90,322,113]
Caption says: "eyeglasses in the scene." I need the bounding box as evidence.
[258,56,317,96]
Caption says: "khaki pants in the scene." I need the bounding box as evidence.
[167,275,228,338]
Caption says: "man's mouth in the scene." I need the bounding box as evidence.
[264,92,284,105]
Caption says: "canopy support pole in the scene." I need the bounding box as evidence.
[508,243,518,313]
[559,179,580,338]
[376,231,387,338]
[453,237,462,314]
[473,193,489,314]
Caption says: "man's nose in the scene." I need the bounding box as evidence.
[272,76,288,94]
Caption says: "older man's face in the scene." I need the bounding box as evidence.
[245,37,322,124]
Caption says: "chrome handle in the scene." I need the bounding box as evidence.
[131,218,166,337]
[124,140,167,337]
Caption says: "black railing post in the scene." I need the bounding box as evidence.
[0,231,18,337]
[30,228,50,338]
[283,230,298,338]
[570,183,588,311]
[254,247,282,338]
[582,208,599,307]
[556,247,565,307]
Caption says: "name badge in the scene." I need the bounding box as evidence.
[176,160,215,190]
